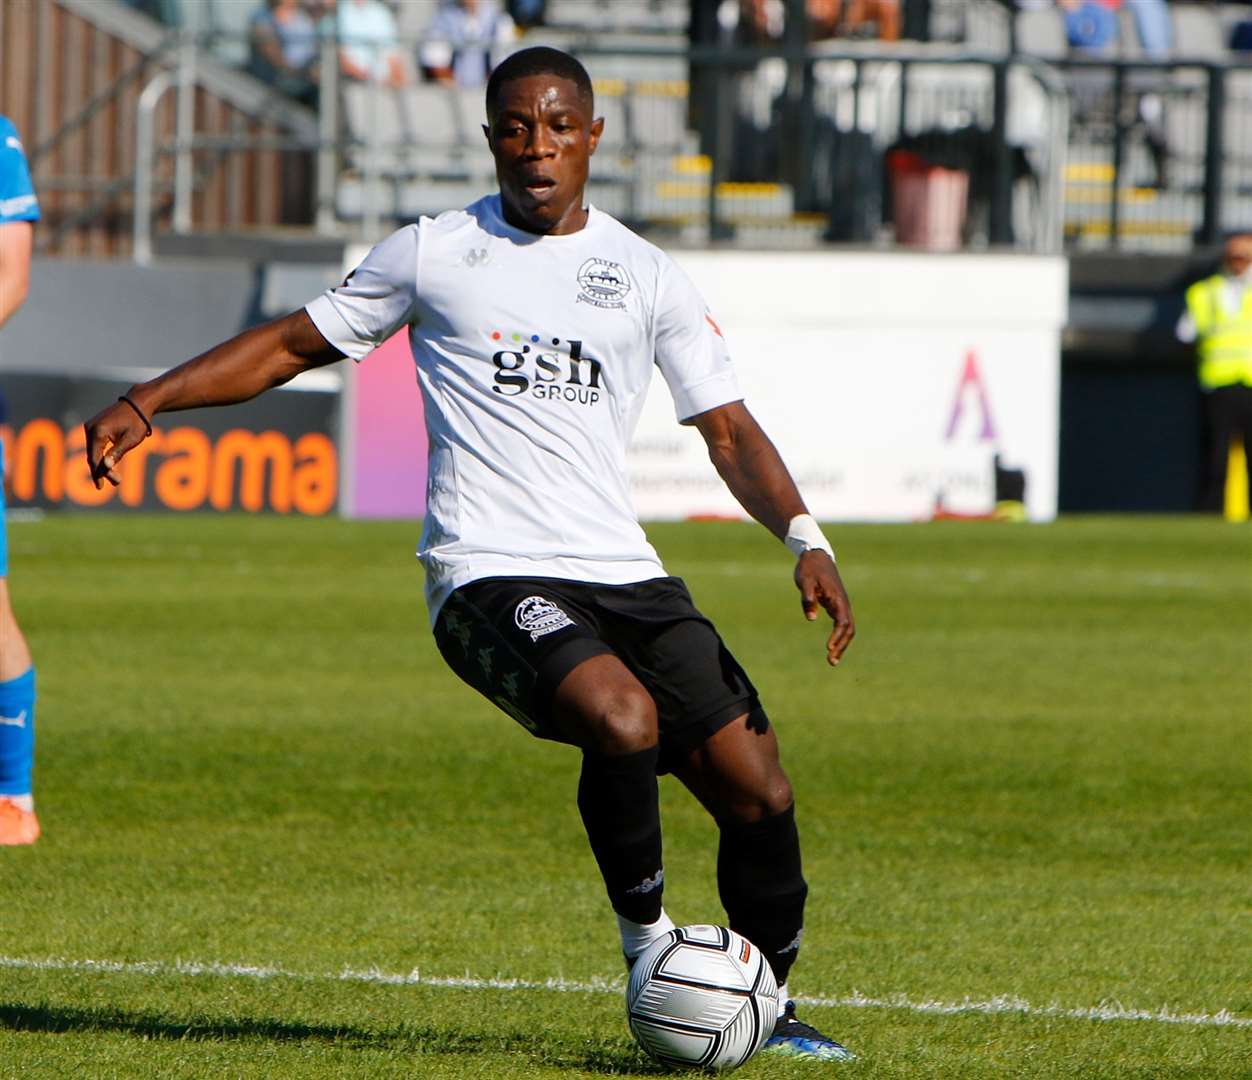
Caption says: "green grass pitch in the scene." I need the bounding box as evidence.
[0,513,1247,1078]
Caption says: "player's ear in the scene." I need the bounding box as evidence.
[588,116,604,155]
[482,122,491,146]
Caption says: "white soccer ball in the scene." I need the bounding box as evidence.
[626,924,779,1071]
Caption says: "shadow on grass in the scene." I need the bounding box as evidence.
[0,1002,668,1075]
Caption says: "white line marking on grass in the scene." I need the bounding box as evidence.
[802,990,1252,1029]
[1,955,1248,1030]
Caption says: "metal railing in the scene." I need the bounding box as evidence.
[21,0,1252,258]
[688,41,1069,250]
[1054,57,1250,252]
[158,31,1065,252]
[43,20,1251,258]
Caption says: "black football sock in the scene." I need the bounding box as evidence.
[717,803,808,988]
[577,744,665,925]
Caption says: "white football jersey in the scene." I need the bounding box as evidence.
[306,195,743,621]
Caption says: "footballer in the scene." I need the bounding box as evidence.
[84,48,856,1061]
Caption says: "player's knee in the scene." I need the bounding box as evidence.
[759,776,795,820]
[587,685,658,755]
[726,773,794,825]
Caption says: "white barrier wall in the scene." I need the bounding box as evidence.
[630,251,1068,522]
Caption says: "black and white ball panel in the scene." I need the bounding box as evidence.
[626,925,779,1070]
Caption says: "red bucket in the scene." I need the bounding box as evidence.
[888,150,969,250]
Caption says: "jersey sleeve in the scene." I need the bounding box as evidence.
[653,256,743,422]
[0,119,40,224]
[305,224,420,360]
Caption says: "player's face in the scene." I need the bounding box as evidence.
[485,75,603,236]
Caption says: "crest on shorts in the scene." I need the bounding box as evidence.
[576,257,631,309]
[514,596,574,641]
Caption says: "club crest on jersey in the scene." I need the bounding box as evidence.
[514,596,575,641]
[576,257,631,309]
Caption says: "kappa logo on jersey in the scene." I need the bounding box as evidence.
[494,694,539,732]
[488,332,603,407]
[625,868,664,895]
[576,257,631,309]
[777,928,804,955]
[461,247,490,268]
[514,596,574,641]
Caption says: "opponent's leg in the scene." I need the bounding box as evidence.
[552,655,675,961]
[0,578,39,846]
[673,715,852,1062]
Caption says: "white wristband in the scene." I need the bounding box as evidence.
[784,513,835,561]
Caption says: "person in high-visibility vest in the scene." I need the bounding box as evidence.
[1177,233,1252,514]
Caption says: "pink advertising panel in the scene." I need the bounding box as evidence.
[343,331,427,518]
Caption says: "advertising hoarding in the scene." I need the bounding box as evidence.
[630,251,1066,522]
[0,372,338,514]
[335,248,1066,522]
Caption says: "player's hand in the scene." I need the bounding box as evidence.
[794,551,855,666]
[84,399,152,488]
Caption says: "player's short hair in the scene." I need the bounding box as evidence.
[485,47,594,119]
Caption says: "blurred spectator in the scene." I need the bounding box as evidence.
[738,0,785,41]
[332,0,410,86]
[1127,0,1171,188]
[249,0,320,105]
[506,0,547,28]
[1058,0,1119,53]
[120,0,180,24]
[418,0,516,87]
[1233,14,1252,52]
[738,0,899,42]
[1057,0,1169,55]
[1055,1,1171,187]
[1177,234,1252,513]
[1124,0,1170,56]
[832,0,900,40]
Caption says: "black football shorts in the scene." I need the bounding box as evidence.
[433,575,764,770]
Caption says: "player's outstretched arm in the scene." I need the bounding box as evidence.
[85,308,343,488]
[690,401,854,666]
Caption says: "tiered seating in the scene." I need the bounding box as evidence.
[1015,8,1067,60]
[332,0,814,237]
[1014,2,1238,62]
[1171,3,1229,59]
[545,0,688,35]
[337,82,492,220]
[1012,2,1252,249]
[335,35,805,238]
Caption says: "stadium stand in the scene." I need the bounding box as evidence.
[1171,2,1229,60]
[1015,7,1067,62]
[6,0,1252,255]
[544,0,689,34]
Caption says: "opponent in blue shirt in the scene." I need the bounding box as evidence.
[0,114,41,845]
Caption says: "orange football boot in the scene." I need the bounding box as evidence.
[0,797,40,845]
